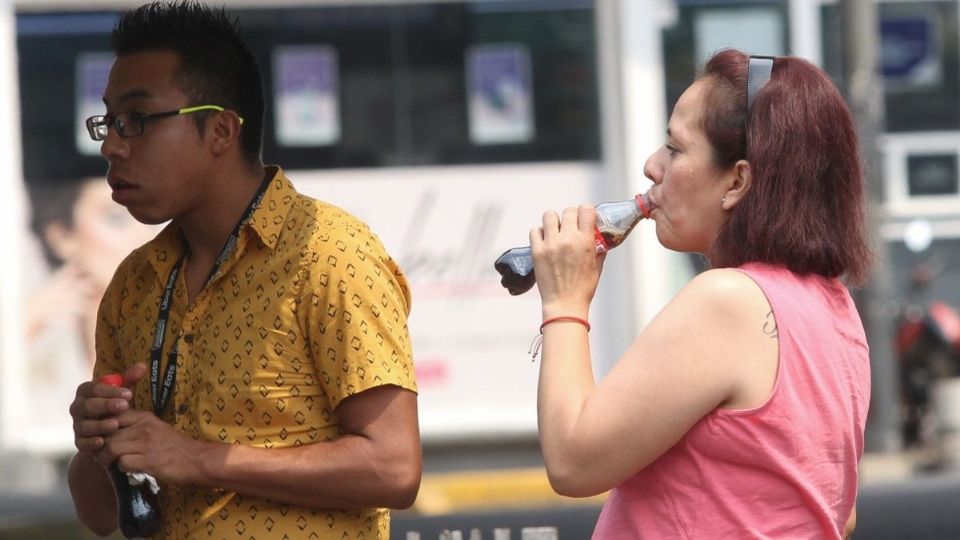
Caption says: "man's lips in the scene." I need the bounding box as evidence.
[107,176,138,204]
[107,176,134,190]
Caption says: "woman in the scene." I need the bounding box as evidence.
[530,49,870,539]
[25,177,158,443]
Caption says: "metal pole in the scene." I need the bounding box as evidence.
[839,0,902,453]
[0,0,27,452]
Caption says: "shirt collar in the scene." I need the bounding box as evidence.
[246,165,296,251]
[143,165,296,278]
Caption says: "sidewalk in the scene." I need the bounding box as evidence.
[4,447,960,539]
[409,449,941,517]
[860,446,956,484]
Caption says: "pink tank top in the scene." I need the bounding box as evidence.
[593,263,871,539]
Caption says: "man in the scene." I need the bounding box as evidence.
[67,2,421,538]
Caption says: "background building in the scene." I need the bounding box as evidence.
[2,0,960,537]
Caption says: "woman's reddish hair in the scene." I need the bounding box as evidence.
[701,49,871,284]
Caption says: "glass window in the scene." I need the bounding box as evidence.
[660,1,789,114]
[17,12,119,181]
[16,1,600,179]
[821,1,960,132]
[907,153,959,196]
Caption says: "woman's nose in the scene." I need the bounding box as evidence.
[643,150,663,183]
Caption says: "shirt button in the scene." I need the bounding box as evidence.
[183,334,194,344]
[177,403,189,414]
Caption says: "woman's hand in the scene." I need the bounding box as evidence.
[530,205,605,319]
[25,262,94,341]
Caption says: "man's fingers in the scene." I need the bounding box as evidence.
[73,396,130,420]
[75,436,105,454]
[75,417,120,438]
[90,379,133,401]
[115,409,152,428]
[123,362,149,386]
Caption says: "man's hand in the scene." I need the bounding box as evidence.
[67,362,148,536]
[98,409,206,487]
[70,363,148,455]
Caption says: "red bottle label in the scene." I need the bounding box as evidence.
[594,228,609,252]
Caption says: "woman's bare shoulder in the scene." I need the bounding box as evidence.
[674,268,768,319]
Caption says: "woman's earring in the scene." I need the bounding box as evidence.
[721,197,727,206]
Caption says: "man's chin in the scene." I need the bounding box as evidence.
[126,208,170,226]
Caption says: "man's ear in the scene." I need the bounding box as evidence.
[721,159,753,210]
[209,111,243,155]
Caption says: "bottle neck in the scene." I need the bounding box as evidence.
[594,194,648,252]
[635,192,652,218]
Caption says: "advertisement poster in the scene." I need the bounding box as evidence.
[295,163,603,440]
[17,178,160,452]
[881,13,942,92]
[6,162,602,449]
[75,53,113,156]
[273,45,340,147]
[466,44,535,145]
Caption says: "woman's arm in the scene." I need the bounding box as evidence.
[844,506,857,539]
[532,207,777,497]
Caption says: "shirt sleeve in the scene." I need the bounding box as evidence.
[299,216,416,409]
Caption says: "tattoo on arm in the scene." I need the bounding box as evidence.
[763,310,778,339]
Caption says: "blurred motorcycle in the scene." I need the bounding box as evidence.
[895,261,960,446]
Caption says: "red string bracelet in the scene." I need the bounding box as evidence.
[540,316,591,333]
[529,316,591,360]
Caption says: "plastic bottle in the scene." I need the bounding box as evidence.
[493,192,654,295]
[98,374,163,538]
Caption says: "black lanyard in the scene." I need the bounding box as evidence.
[149,175,272,415]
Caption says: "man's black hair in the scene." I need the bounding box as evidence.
[111,1,264,167]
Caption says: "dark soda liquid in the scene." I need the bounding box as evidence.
[494,246,536,295]
[109,463,162,538]
[494,192,652,295]
[599,230,627,250]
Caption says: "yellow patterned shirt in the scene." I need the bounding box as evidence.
[93,166,416,539]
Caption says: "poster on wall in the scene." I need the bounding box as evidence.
[881,13,943,92]
[273,45,341,147]
[7,164,603,449]
[295,163,603,440]
[74,53,113,157]
[18,177,160,452]
[466,43,535,145]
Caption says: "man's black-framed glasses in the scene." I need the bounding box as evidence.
[85,105,244,141]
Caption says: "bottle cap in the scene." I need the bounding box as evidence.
[98,374,124,387]
[635,192,653,218]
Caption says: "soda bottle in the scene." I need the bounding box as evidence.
[98,374,163,538]
[494,192,653,295]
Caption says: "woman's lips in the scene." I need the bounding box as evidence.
[646,193,659,214]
